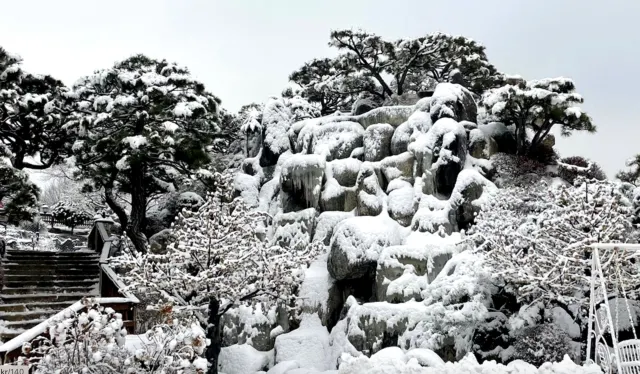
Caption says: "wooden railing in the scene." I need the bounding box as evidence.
[40,213,94,232]
[0,219,139,364]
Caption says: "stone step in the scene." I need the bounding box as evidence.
[4,274,100,282]
[2,261,99,267]
[1,285,98,295]
[3,279,99,288]
[2,319,47,330]
[1,293,97,304]
[0,310,58,322]
[4,254,99,261]
[6,250,95,256]
[0,301,75,313]
[3,267,98,276]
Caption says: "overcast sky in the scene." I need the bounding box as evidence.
[2,0,639,177]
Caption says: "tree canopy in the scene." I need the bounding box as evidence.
[65,54,228,252]
[289,30,500,114]
[0,47,71,170]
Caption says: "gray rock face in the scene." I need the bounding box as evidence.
[391,121,413,155]
[149,229,173,255]
[380,152,415,185]
[364,124,395,162]
[327,216,405,281]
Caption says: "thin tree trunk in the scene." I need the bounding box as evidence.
[127,163,148,253]
[206,297,222,374]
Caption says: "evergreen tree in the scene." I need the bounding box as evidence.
[480,76,595,155]
[65,54,228,252]
[0,163,39,223]
[617,154,640,185]
[0,47,71,170]
[289,30,501,111]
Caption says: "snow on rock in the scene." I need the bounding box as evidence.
[363,124,395,162]
[327,214,407,280]
[354,105,414,128]
[261,97,293,166]
[376,241,457,303]
[296,121,364,161]
[421,83,477,124]
[266,361,300,374]
[272,208,318,250]
[218,344,272,374]
[327,158,362,187]
[338,352,603,374]
[406,348,445,367]
[448,169,497,229]
[280,154,326,212]
[391,111,433,155]
[379,152,415,184]
[468,128,498,160]
[313,211,354,245]
[320,178,357,212]
[222,304,279,351]
[478,122,516,154]
[234,173,261,208]
[423,118,468,196]
[298,253,342,326]
[387,180,418,226]
[274,314,332,371]
[355,163,386,217]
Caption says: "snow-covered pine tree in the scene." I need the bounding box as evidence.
[112,172,323,374]
[617,154,640,185]
[0,163,39,223]
[480,76,595,155]
[65,54,230,252]
[0,46,71,170]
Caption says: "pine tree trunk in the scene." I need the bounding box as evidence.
[206,297,222,374]
[127,163,148,253]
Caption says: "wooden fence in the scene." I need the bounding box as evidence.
[40,213,94,231]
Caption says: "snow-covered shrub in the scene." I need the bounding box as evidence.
[473,176,637,306]
[509,323,572,367]
[50,200,93,232]
[112,171,324,371]
[22,299,207,373]
[558,156,606,185]
[18,216,47,233]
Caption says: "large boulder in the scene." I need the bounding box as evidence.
[364,124,395,162]
[468,129,498,160]
[234,173,261,208]
[478,122,516,154]
[221,305,280,351]
[355,106,414,128]
[149,229,173,255]
[449,169,497,229]
[411,194,457,235]
[313,211,353,246]
[296,121,364,161]
[380,152,415,185]
[328,158,362,187]
[352,97,377,115]
[423,118,468,196]
[386,180,417,227]
[355,164,386,217]
[421,83,477,124]
[327,215,406,280]
[298,255,343,328]
[320,179,357,212]
[390,111,432,155]
[280,154,325,212]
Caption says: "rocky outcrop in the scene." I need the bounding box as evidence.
[364,124,395,162]
[280,154,325,212]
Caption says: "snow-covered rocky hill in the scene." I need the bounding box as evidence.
[224,83,599,373]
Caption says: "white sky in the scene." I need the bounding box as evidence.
[2,0,639,177]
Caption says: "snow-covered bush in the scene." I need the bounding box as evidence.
[50,200,93,233]
[558,156,606,185]
[21,299,207,373]
[509,323,572,367]
[112,171,323,373]
[473,176,637,306]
